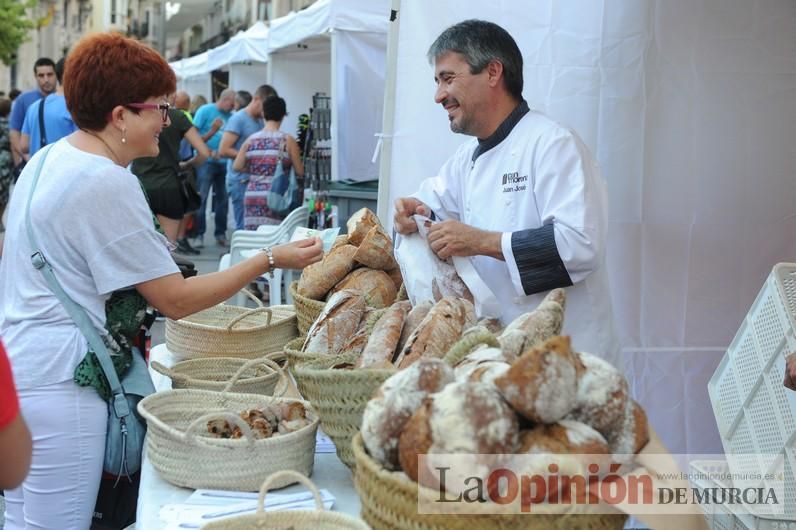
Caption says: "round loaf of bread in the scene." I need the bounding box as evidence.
[330,268,397,308]
[519,420,609,455]
[454,347,511,385]
[608,400,649,461]
[361,358,454,470]
[494,335,578,424]
[567,351,629,436]
[397,380,519,485]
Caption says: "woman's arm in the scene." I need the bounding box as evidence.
[135,238,323,319]
[180,127,210,169]
[0,415,32,490]
[286,134,304,177]
[232,139,250,173]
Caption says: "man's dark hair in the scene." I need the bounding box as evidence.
[254,84,278,101]
[33,57,56,73]
[0,98,11,118]
[9,88,21,101]
[427,19,523,100]
[235,90,252,109]
[262,96,287,122]
[55,58,66,85]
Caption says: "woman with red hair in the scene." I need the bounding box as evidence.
[0,33,322,528]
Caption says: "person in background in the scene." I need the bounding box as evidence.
[0,98,12,236]
[9,58,56,173]
[20,58,77,158]
[234,90,252,111]
[9,89,21,102]
[131,92,210,251]
[174,90,192,119]
[189,94,207,117]
[0,339,32,490]
[0,33,323,528]
[192,88,235,247]
[393,20,620,366]
[219,84,277,231]
[233,96,304,230]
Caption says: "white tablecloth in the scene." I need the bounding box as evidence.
[135,344,362,528]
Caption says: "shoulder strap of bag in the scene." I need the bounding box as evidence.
[24,146,131,421]
[38,95,48,148]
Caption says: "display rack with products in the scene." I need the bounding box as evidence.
[303,93,335,229]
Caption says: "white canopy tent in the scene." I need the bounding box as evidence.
[377,0,796,456]
[267,0,390,182]
[171,52,212,101]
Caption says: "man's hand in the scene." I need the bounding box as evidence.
[784,352,796,390]
[427,220,503,261]
[210,117,224,133]
[394,197,431,235]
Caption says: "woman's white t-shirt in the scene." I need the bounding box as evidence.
[0,138,179,390]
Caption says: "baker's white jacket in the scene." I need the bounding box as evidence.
[414,107,621,367]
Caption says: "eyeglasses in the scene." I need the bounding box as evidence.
[126,102,171,122]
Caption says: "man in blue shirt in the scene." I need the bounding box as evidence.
[218,84,277,230]
[21,59,76,157]
[9,58,56,174]
[191,88,235,247]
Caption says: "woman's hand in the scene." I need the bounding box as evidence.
[272,237,324,270]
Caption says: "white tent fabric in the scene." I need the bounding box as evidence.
[380,0,796,456]
[170,51,209,79]
[207,21,270,72]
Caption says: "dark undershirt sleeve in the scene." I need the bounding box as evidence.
[511,223,572,295]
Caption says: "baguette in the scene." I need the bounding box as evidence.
[396,298,476,368]
[498,288,566,357]
[303,290,366,354]
[397,300,432,353]
[357,301,411,368]
[296,244,358,300]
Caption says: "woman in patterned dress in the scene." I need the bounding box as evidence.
[0,98,13,234]
[233,96,304,229]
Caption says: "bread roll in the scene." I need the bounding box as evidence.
[494,335,578,424]
[398,381,519,485]
[395,297,475,368]
[397,300,432,352]
[498,288,566,358]
[520,420,609,455]
[357,301,410,368]
[566,351,629,436]
[330,268,397,309]
[361,358,454,470]
[303,290,366,354]
[353,225,398,271]
[297,244,357,300]
[347,208,381,246]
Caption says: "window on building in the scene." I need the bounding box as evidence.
[111,0,117,24]
[63,0,68,27]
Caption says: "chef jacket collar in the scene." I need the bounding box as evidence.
[472,100,530,162]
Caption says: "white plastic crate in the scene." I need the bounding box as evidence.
[689,460,795,530]
[708,263,796,521]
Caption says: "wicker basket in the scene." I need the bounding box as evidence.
[165,289,298,361]
[293,352,395,470]
[137,362,318,491]
[284,337,328,372]
[202,470,370,529]
[352,433,627,530]
[150,353,287,395]
[290,280,327,336]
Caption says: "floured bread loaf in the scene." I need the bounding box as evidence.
[330,268,397,308]
[347,208,381,246]
[431,261,473,303]
[357,300,410,368]
[454,347,512,385]
[303,290,366,354]
[607,400,649,459]
[397,300,432,352]
[330,234,350,251]
[353,225,399,271]
[386,266,403,292]
[395,297,476,368]
[297,244,358,300]
[361,358,454,469]
[566,351,629,436]
[494,335,578,424]
[519,420,609,455]
[398,381,519,485]
[498,288,566,357]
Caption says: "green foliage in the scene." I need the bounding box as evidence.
[0,0,37,65]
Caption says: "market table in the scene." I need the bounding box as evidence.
[135,343,362,529]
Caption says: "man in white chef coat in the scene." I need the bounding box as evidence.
[394,19,620,367]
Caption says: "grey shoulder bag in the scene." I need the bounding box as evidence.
[24,145,154,481]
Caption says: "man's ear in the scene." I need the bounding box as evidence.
[486,59,504,88]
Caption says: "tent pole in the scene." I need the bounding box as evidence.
[376,0,401,226]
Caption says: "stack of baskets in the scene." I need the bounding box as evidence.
[150,354,286,395]
[166,289,298,361]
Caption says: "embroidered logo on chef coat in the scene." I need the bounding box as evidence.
[502,171,528,193]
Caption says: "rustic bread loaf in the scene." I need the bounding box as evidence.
[607,400,649,459]
[330,268,397,308]
[330,234,350,251]
[454,347,513,385]
[498,288,567,358]
[566,351,629,436]
[353,225,399,271]
[494,335,579,424]
[361,358,454,470]
[395,297,476,368]
[397,381,519,485]
[397,300,432,353]
[347,207,381,246]
[296,244,358,300]
[303,290,366,354]
[357,300,411,368]
[386,266,403,292]
[519,420,610,455]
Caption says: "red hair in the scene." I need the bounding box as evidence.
[64,32,176,131]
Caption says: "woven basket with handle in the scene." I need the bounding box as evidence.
[150,352,286,395]
[201,470,370,529]
[165,289,298,361]
[290,280,326,336]
[137,358,318,491]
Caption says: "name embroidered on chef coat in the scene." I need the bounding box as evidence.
[501,171,528,193]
